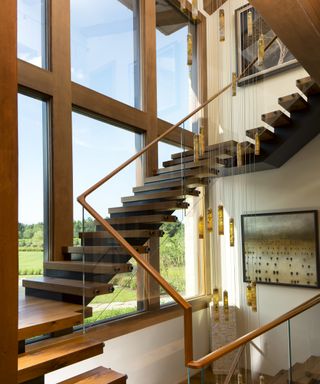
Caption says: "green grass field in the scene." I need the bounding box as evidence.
[85,307,137,324]
[19,250,43,275]
[91,286,136,304]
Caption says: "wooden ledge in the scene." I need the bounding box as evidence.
[57,366,127,384]
[18,335,104,383]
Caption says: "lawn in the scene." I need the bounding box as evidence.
[91,286,136,304]
[19,250,43,275]
[85,307,138,325]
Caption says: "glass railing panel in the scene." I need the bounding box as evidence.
[186,346,245,384]
[288,301,320,384]
[245,322,290,384]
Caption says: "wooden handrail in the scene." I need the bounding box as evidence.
[187,293,320,369]
[77,34,278,366]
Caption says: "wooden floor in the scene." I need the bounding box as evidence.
[179,369,218,384]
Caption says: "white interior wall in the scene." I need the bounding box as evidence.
[205,0,320,376]
[45,309,209,384]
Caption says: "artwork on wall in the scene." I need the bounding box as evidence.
[235,4,299,85]
[241,211,320,288]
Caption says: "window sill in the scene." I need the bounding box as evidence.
[86,294,211,342]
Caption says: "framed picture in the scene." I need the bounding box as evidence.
[235,4,299,85]
[241,210,320,288]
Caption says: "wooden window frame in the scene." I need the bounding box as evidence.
[16,0,209,332]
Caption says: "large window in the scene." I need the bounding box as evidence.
[18,94,48,279]
[71,0,141,108]
[18,0,48,68]
[156,0,197,128]
[72,112,141,322]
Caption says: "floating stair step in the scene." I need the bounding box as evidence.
[44,261,133,274]
[63,245,148,255]
[18,335,104,383]
[57,366,127,384]
[109,201,189,215]
[170,140,237,159]
[246,126,275,141]
[157,159,209,174]
[80,229,164,240]
[262,110,292,128]
[121,189,200,203]
[278,93,309,113]
[144,167,217,184]
[162,153,210,167]
[19,296,84,341]
[165,142,238,167]
[23,277,114,297]
[107,214,177,225]
[132,177,205,193]
[296,76,320,97]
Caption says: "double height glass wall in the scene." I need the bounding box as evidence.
[71,0,141,108]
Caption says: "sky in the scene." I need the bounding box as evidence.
[18,0,193,224]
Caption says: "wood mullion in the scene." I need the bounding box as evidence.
[50,0,73,261]
[18,60,54,97]
[139,0,160,311]
[0,0,18,381]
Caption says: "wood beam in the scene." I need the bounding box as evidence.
[0,0,18,382]
[72,83,148,132]
[50,0,73,260]
[250,0,320,85]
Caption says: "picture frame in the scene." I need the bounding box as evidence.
[241,210,320,288]
[235,3,299,86]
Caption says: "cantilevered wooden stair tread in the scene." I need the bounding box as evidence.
[63,245,148,255]
[278,93,309,113]
[296,76,320,97]
[132,177,205,193]
[246,126,275,141]
[18,335,104,383]
[121,188,200,203]
[156,159,210,174]
[162,153,210,167]
[144,167,217,183]
[170,140,237,159]
[58,366,127,384]
[19,295,85,341]
[23,277,114,297]
[107,214,177,225]
[108,200,189,214]
[44,261,133,274]
[262,110,292,128]
[80,229,163,239]
[57,366,127,384]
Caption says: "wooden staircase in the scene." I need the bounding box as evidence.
[19,76,320,383]
[22,75,320,310]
